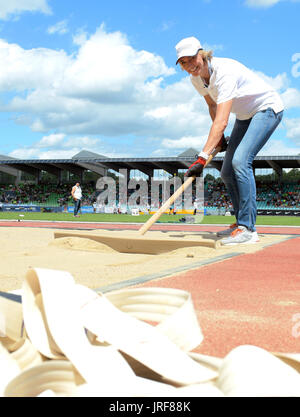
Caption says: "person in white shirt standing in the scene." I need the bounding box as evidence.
[71,182,82,218]
[176,37,284,245]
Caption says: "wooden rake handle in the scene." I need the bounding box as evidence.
[138,147,221,235]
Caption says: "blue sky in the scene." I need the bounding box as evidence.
[0,0,299,160]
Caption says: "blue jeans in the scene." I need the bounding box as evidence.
[74,199,81,216]
[221,108,283,232]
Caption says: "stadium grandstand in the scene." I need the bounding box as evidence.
[0,149,299,216]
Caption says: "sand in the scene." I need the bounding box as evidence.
[0,226,290,293]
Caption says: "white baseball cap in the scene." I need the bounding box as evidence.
[175,37,203,64]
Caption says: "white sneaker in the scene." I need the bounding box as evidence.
[221,226,259,246]
[216,223,238,237]
[250,231,259,243]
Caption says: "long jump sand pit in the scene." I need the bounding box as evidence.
[0,226,290,292]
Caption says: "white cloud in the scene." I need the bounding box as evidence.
[47,20,69,36]
[0,39,69,92]
[254,71,289,91]
[245,0,300,7]
[9,147,41,159]
[245,0,281,8]
[158,21,175,32]
[144,100,211,139]
[63,136,99,148]
[9,133,103,159]
[281,88,300,109]
[9,147,79,160]
[36,133,66,148]
[10,145,133,160]
[145,106,172,119]
[0,25,187,142]
[73,29,88,46]
[0,24,299,159]
[161,136,206,150]
[0,0,51,20]
[61,24,175,100]
[202,43,224,52]
[284,118,300,144]
[291,53,300,78]
[258,138,300,156]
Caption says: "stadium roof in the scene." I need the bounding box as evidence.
[0,149,299,179]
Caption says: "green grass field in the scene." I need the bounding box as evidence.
[0,211,299,226]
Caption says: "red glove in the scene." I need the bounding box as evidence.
[185,155,207,177]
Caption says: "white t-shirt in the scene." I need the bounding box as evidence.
[191,57,284,120]
[73,185,82,200]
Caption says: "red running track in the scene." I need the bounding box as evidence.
[137,236,300,357]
